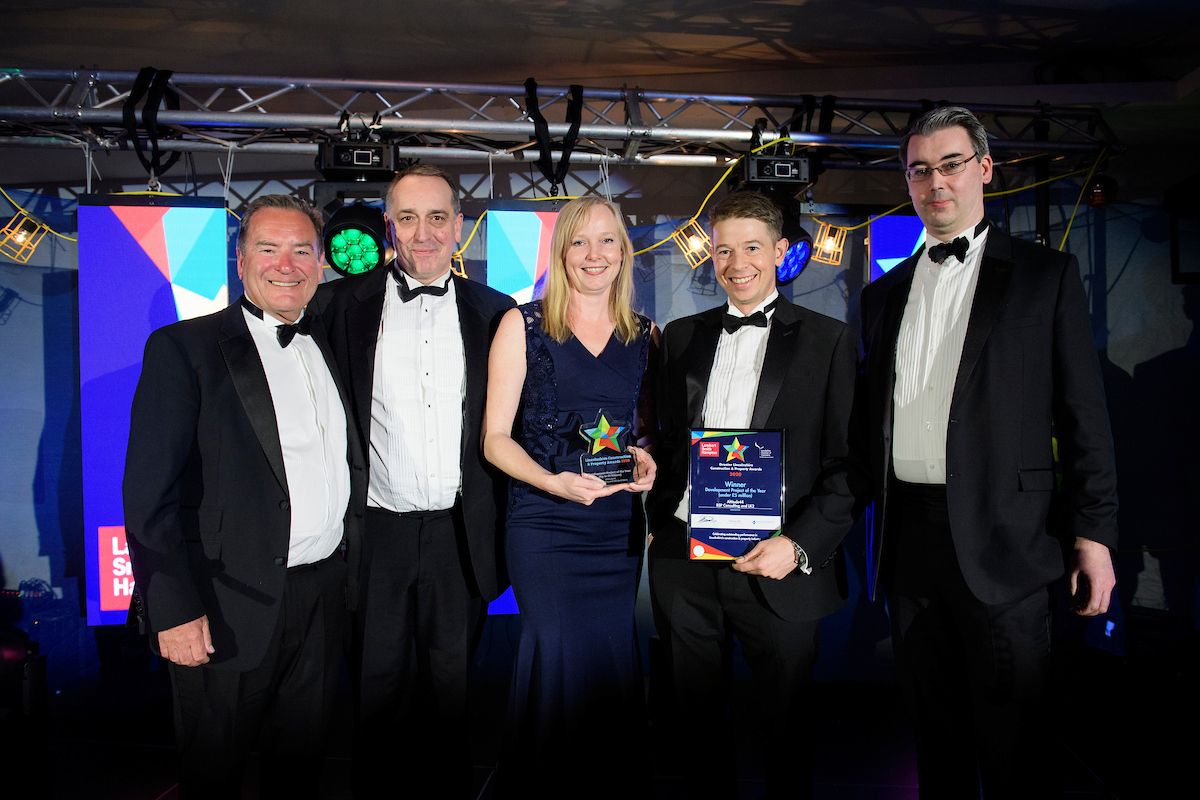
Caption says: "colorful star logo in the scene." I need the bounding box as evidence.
[724,437,748,462]
[583,414,626,454]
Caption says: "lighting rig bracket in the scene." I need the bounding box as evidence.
[317,141,397,182]
[745,156,812,188]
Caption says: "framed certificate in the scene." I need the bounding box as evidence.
[687,430,785,560]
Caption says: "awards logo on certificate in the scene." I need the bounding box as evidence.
[687,430,784,560]
[578,409,638,485]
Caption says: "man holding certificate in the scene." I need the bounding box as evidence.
[647,191,860,799]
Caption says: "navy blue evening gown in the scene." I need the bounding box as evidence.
[498,301,652,797]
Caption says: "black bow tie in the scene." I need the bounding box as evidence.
[275,316,312,348]
[394,265,450,302]
[927,236,969,265]
[722,297,779,334]
[241,296,311,347]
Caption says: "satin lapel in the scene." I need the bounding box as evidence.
[880,254,919,374]
[218,305,288,493]
[951,232,1014,408]
[454,276,490,435]
[685,310,724,429]
[750,299,800,429]
[346,271,388,441]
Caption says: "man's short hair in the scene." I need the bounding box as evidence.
[709,190,784,242]
[237,194,324,254]
[899,106,991,166]
[385,164,461,217]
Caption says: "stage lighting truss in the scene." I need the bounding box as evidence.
[324,203,387,277]
[0,209,48,263]
[811,221,847,266]
[670,221,712,269]
[0,69,1118,173]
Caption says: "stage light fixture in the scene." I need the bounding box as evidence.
[671,220,712,269]
[811,220,847,266]
[1083,174,1118,209]
[778,220,813,284]
[324,203,387,277]
[0,210,49,264]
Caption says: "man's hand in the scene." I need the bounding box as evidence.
[1070,537,1116,617]
[732,536,797,580]
[158,615,214,666]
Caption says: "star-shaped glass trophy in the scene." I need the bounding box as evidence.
[578,410,638,485]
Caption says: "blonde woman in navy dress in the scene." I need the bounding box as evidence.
[484,195,658,797]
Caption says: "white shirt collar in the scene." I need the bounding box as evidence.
[726,289,780,319]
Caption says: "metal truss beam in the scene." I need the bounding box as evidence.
[0,68,1120,171]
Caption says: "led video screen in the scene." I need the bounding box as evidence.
[78,195,229,625]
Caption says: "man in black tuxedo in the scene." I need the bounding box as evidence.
[313,164,514,797]
[858,106,1118,796]
[124,195,364,799]
[647,191,860,798]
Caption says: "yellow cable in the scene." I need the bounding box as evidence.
[1059,148,1107,251]
[0,185,78,242]
[454,209,488,256]
[816,160,1106,236]
[632,140,788,257]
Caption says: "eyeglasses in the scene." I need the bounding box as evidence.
[904,153,980,182]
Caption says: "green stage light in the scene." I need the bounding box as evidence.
[323,203,387,277]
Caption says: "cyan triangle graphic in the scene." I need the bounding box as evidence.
[875,228,926,275]
[487,211,543,297]
[167,208,227,301]
[495,212,542,278]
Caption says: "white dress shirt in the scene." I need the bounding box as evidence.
[675,290,779,522]
[892,224,989,484]
[367,269,465,513]
[242,305,350,567]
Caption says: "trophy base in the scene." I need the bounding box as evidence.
[580,451,637,485]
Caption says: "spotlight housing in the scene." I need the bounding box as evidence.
[324,203,387,277]
[1083,174,1118,209]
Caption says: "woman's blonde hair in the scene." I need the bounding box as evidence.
[539,196,639,344]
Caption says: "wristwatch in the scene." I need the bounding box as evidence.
[789,538,812,575]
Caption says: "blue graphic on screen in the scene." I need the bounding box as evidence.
[78,196,229,625]
[868,215,926,282]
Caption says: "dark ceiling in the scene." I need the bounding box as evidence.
[2,1,1199,198]
[3,1,1198,91]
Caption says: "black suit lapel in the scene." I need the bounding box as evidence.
[346,270,388,443]
[751,299,801,429]
[685,309,724,428]
[454,275,489,456]
[952,229,1014,408]
[218,305,288,494]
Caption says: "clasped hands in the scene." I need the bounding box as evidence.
[552,445,656,505]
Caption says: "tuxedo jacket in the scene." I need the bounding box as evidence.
[312,269,516,602]
[646,296,862,622]
[123,301,366,672]
[858,224,1119,605]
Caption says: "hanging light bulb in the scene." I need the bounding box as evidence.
[670,220,712,269]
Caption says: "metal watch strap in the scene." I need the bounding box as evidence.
[790,538,812,575]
